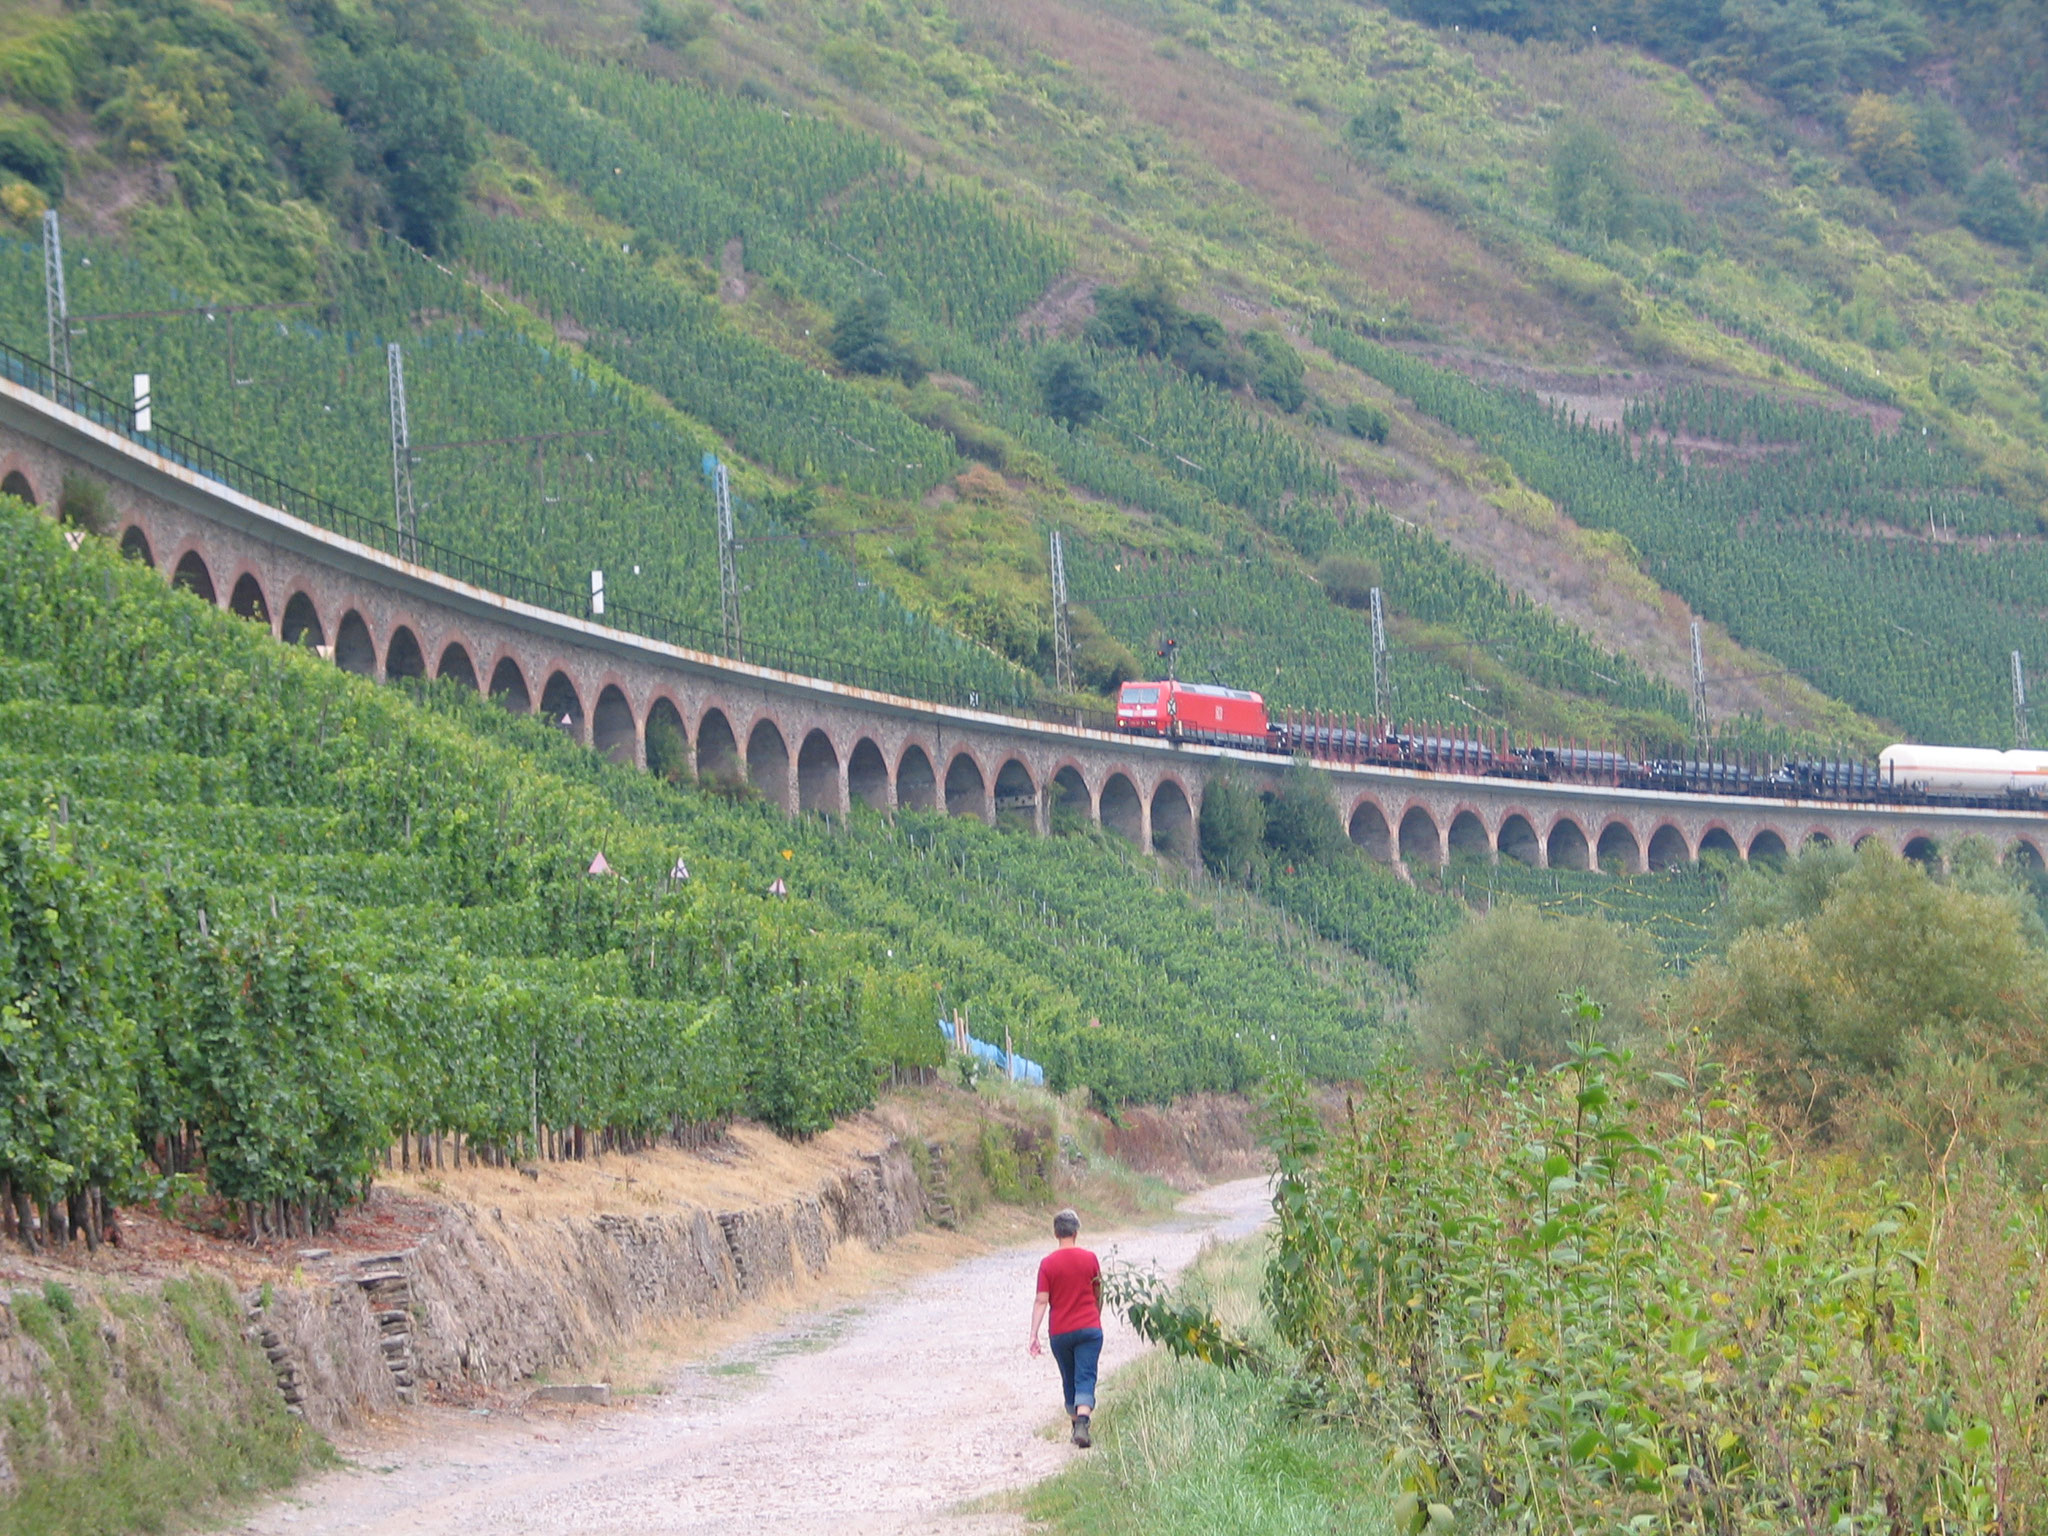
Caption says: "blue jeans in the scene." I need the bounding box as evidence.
[1049,1326,1103,1415]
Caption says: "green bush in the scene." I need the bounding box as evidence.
[0,112,67,199]
[1412,904,1658,1066]
[1342,400,1389,442]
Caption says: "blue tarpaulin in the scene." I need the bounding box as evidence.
[938,1019,1045,1087]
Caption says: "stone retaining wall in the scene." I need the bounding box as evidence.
[250,1141,922,1421]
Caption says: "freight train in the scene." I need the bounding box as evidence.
[1114,679,2048,807]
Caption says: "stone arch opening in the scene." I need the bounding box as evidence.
[1805,830,1834,851]
[746,719,791,810]
[1152,780,1194,859]
[1348,800,1392,861]
[993,759,1038,830]
[228,573,269,625]
[593,685,637,767]
[1101,773,1143,846]
[1853,832,1881,851]
[944,752,989,820]
[697,708,741,786]
[896,745,938,812]
[489,657,530,713]
[385,626,427,682]
[1699,827,1740,863]
[848,738,891,812]
[646,698,689,783]
[172,550,216,604]
[334,611,377,677]
[1049,765,1092,831]
[437,642,479,691]
[119,526,154,566]
[281,592,324,649]
[1901,834,1939,870]
[2006,839,2045,877]
[1597,822,1642,873]
[1749,829,1790,867]
[1647,824,1691,870]
[1447,810,1490,864]
[1399,806,1441,867]
[1499,813,1540,866]
[542,671,584,740]
[1,469,36,505]
[1547,818,1591,872]
[798,729,844,816]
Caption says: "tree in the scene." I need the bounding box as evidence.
[271,86,350,202]
[1913,99,1971,190]
[327,46,476,252]
[1315,553,1381,610]
[1680,842,2048,1166]
[829,288,925,385]
[1847,92,1923,193]
[1244,328,1305,412]
[1344,93,1405,160]
[1344,401,1390,442]
[1037,349,1105,428]
[1198,775,1266,882]
[1261,761,1344,866]
[0,112,68,199]
[1067,606,1140,692]
[642,0,715,47]
[1961,165,2039,248]
[1413,904,1657,1068]
[1549,122,1636,241]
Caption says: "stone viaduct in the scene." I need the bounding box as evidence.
[6,367,2046,876]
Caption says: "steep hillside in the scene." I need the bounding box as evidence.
[0,0,2040,747]
[0,490,1407,1238]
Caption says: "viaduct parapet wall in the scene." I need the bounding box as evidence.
[6,372,2044,876]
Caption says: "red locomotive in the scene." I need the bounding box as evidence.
[1115,679,1272,739]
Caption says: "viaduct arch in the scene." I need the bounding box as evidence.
[6,376,2046,876]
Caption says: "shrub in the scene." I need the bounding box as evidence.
[1198,775,1266,883]
[1036,349,1105,428]
[1343,400,1389,442]
[0,112,67,199]
[1413,904,1657,1067]
[1314,553,1380,610]
[641,0,714,47]
[1260,761,1343,867]
[829,288,925,386]
[56,474,114,537]
[1681,842,2048,1177]
[1961,165,2039,248]
[1244,328,1305,412]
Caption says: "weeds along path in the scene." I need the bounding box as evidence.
[233,1177,1273,1536]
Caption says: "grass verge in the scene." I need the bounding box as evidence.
[0,1273,320,1536]
[1024,1237,1390,1536]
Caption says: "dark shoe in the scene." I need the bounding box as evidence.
[1073,1414,1092,1449]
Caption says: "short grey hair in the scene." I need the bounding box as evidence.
[1053,1208,1080,1239]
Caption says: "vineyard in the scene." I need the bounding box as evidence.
[0,234,1032,705]
[0,10,1761,745]
[1317,324,2048,745]
[0,497,1380,1239]
[1066,532,1686,728]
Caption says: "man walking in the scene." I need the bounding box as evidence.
[1027,1208,1103,1447]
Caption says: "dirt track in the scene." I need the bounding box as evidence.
[232,1177,1272,1536]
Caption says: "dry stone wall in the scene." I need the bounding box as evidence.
[251,1142,922,1420]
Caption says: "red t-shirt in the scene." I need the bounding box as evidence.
[1036,1245,1102,1334]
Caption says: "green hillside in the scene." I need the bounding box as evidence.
[0,0,1882,751]
[0,488,1426,1231]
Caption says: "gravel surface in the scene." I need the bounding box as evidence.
[233,1177,1273,1536]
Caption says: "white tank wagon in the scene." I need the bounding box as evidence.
[1881,745,2048,798]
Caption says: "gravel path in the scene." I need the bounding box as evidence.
[234,1177,1272,1536]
